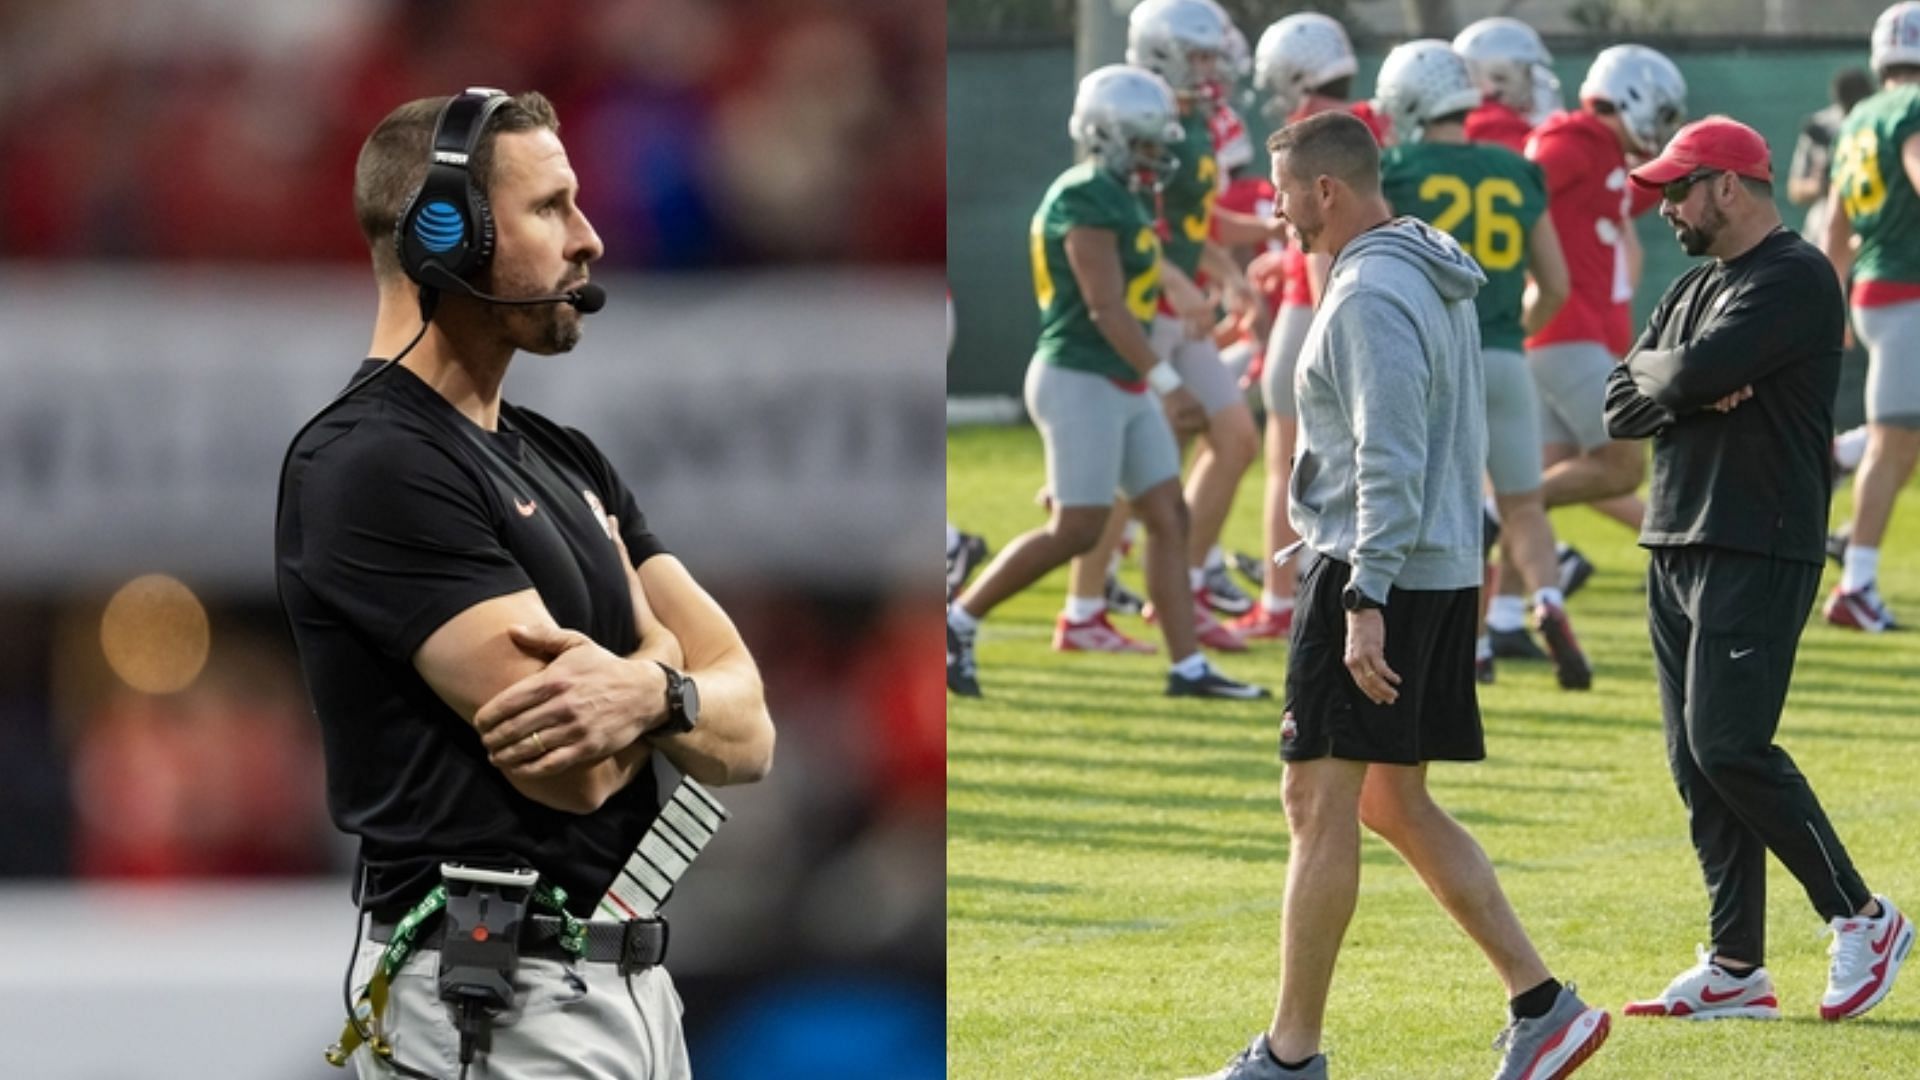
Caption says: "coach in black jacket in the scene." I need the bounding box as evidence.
[1604,116,1911,1023]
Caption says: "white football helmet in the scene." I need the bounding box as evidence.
[1127,0,1232,96]
[1374,40,1483,145]
[1579,44,1687,155]
[1253,12,1358,119]
[1453,16,1562,125]
[1070,65,1184,189]
[1872,2,1920,78]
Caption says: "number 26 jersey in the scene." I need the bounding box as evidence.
[1382,141,1547,352]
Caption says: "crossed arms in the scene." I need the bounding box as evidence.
[413,521,774,815]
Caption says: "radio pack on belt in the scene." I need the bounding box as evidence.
[326,777,729,1078]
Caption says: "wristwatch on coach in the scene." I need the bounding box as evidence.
[1341,583,1386,612]
[650,662,701,737]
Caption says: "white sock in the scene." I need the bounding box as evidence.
[1834,425,1869,471]
[947,604,979,635]
[1556,542,1572,559]
[1204,545,1226,570]
[1842,546,1881,593]
[1063,595,1106,623]
[1107,550,1125,575]
[1532,586,1565,610]
[1487,595,1527,632]
[1171,652,1208,679]
[1483,495,1501,524]
[1261,591,1296,615]
[1475,635,1493,661]
[945,521,960,554]
[1189,566,1207,591]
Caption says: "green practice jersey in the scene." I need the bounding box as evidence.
[1031,161,1163,380]
[1832,84,1920,285]
[1146,108,1217,280]
[1382,141,1547,351]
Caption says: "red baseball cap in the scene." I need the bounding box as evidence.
[1629,115,1774,189]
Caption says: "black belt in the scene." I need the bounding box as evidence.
[369,913,669,974]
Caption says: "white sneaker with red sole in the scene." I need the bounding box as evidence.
[1822,895,1915,1021]
[1051,612,1155,654]
[1623,946,1780,1020]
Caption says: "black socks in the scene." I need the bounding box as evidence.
[1262,1041,1318,1073]
[1510,977,1563,1021]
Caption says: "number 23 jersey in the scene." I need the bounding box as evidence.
[1382,141,1547,352]
[1030,161,1162,381]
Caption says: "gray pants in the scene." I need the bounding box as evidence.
[350,937,691,1080]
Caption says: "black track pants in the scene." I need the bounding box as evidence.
[1647,546,1871,966]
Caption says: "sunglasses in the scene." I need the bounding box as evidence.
[1661,168,1724,203]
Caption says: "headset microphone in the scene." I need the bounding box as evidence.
[415,261,606,313]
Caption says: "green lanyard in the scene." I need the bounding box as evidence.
[326,880,585,1067]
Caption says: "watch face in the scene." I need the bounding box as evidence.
[680,676,701,727]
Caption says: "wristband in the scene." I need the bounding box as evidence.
[1147,361,1183,395]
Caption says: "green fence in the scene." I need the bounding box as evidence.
[948,43,1870,424]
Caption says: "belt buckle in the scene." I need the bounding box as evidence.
[617,916,669,977]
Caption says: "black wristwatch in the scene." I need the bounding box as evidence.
[1341,583,1386,612]
[650,662,701,737]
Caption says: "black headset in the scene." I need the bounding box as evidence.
[396,87,512,298]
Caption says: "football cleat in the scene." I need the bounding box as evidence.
[1490,625,1549,661]
[1166,663,1271,699]
[1053,612,1156,654]
[1823,583,1897,632]
[946,620,980,697]
[1105,573,1147,615]
[1534,602,1592,690]
[1201,563,1256,615]
[1557,544,1595,599]
[1230,605,1293,640]
[946,531,988,602]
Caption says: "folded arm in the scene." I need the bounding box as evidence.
[1625,263,1827,414]
[415,590,655,815]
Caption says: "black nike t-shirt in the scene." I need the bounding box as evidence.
[276,360,668,918]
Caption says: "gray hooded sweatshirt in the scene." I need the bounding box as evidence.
[1288,217,1488,604]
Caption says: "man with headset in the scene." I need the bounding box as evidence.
[276,89,774,1079]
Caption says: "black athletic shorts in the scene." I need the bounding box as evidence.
[1281,552,1485,764]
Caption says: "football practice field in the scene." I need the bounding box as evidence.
[948,423,1920,1079]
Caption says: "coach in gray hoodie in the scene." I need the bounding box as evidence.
[1182,111,1611,1080]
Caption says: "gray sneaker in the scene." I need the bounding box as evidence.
[1183,1035,1326,1079]
[1490,984,1609,1080]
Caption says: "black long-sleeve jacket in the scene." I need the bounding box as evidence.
[1603,227,1843,565]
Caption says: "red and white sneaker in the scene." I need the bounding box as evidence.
[1229,605,1293,640]
[1822,895,1915,1021]
[1623,946,1781,1020]
[1052,612,1156,654]
[1144,590,1249,653]
[1824,583,1897,632]
[1533,601,1592,691]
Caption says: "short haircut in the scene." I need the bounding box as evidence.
[1267,111,1380,195]
[1834,66,1874,111]
[352,91,560,280]
[1739,175,1773,199]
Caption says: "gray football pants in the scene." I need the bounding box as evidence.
[350,937,691,1079]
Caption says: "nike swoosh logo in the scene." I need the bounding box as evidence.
[515,498,537,517]
[1730,647,1756,660]
[1872,915,1902,956]
[1699,985,1746,1003]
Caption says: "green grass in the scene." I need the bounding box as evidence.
[948,423,1920,1079]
